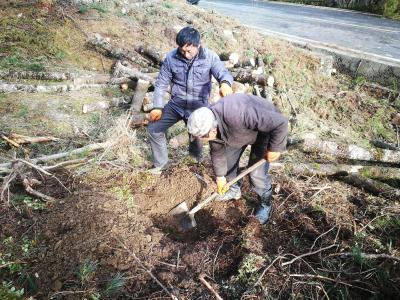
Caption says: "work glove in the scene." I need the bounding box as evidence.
[149,109,162,122]
[265,151,281,162]
[216,176,229,195]
[219,82,233,97]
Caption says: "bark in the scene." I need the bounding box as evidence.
[0,141,112,170]
[371,140,399,151]
[88,34,152,68]
[130,79,151,112]
[230,67,268,85]
[112,61,156,85]
[0,70,73,81]
[127,112,149,128]
[340,174,400,201]
[134,46,165,66]
[281,162,400,180]
[0,132,59,146]
[82,97,129,114]
[0,82,107,93]
[302,136,400,164]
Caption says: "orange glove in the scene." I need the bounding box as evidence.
[216,176,229,195]
[149,109,162,121]
[219,82,233,97]
[265,151,281,162]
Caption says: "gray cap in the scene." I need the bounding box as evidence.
[187,107,217,137]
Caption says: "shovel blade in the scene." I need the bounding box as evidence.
[169,201,189,215]
[180,213,197,230]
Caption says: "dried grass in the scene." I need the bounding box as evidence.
[102,113,140,163]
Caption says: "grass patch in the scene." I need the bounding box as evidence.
[76,260,98,285]
[0,10,63,70]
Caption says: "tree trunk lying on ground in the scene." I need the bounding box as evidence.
[0,70,74,81]
[340,174,400,201]
[82,97,130,114]
[0,82,108,93]
[302,135,400,164]
[112,61,156,85]
[88,34,153,68]
[134,45,165,66]
[277,161,400,181]
[230,67,268,85]
[270,161,400,200]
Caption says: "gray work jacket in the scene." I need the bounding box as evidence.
[153,46,233,109]
[209,94,288,177]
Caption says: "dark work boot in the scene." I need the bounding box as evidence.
[254,191,272,224]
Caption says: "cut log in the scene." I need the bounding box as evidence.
[130,79,151,112]
[340,174,400,201]
[0,82,107,93]
[281,162,400,180]
[88,34,152,68]
[302,135,400,164]
[127,112,149,128]
[230,67,268,85]
[112,61,156,85]
[134,46,165,66]
[73,74,111,85]
[82,97,129,114]
[371,140,399,151]
[0,70,73,81]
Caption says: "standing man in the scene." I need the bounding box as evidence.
[148,27,233,174]
[187,94,288,224]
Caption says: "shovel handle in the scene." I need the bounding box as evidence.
[225,159,266,188]
[189,159,266,215]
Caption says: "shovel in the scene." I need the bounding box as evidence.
[170,159,266,230]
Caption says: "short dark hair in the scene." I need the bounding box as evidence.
[176,27,200,47]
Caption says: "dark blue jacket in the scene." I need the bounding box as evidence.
[153,46,233,109]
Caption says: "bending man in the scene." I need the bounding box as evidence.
[148,27,233,174]
[187,94,288,224]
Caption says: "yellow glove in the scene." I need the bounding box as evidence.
[216,176,229,195]
[149,109,162,122]
[219,82,233,97]
[265,151,281,162]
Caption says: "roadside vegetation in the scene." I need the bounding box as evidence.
[271,0,400,19]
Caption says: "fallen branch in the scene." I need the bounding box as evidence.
[336,252,400,263]
[1,132,59,146]
[289,274,375,294]
[0,141,112,170]
[199,274,223,300]
[282,244,338,267]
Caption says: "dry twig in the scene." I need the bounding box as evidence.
[199,273,223,300]
[119,240,179,300]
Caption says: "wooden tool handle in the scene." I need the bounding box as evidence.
[189,159,266,215]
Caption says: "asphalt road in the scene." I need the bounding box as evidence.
[199,0,400,63]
